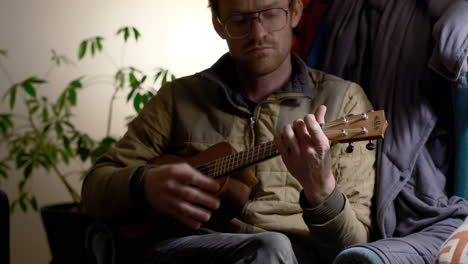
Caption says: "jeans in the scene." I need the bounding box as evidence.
[142,232,298,264]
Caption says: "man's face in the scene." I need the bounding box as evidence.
[214,0,301,76]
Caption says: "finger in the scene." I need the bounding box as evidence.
[168,199,212,229]
[304,114,329,146]
[177,164,221,193]
[173,183,221,211]
[314,105,327,125]
[274,134,288,156]
[282,124,300,155]
[292,119,313,150]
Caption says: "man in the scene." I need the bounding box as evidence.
[82,0,376,263]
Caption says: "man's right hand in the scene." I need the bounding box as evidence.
[143,163,221,229]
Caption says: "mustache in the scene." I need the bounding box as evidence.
[242,40,274,52]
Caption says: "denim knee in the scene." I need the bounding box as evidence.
[245,232,297,264]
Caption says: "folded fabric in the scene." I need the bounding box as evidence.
[334,247,384,264]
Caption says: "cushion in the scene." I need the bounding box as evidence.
[435,217,468,264]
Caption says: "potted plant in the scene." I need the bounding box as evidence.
[0,26,175,264]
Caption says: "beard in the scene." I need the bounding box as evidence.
[230,38,290,77]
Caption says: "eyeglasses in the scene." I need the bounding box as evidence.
[219,8,289,39]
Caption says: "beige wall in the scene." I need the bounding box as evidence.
[0,1,227,263]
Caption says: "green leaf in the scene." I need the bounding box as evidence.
[42,107,49,122]
[133,93,143,113]
[0,170,7,179]
[19,179,26,191]
[96,37,103,51]
[55,122,63,138]
[57,94,66,113]
[63,136,72,154]
[9,84,17,109]
[25,98,37,105]
[161,70,168,85]
[90,137,117,162]
[68,88,77,105]
[124,27,130,42]
[3,115,13,127]
[0,162,10,171]
[63,121,75,130]
[133,27,141,41]
[59,149,69,164]
[114,70,125,88]
[0,115,13,135]
[19,195,27,212]
[116,27,125,35]
[153,70,163,84]
[127,87,138,102]
[30,105,39,114]
[141,94,150,105]
[117,27,131,42]
[129,72,138,88]
[42,123,51,133]
[16,151,28,169]
[29,77,46,84]
[69,79,83,89]
[36,154,51,170]
[78,147,90,161]
[22,82,36,97]
[0,122,6,136]
[91,42,96,56]
[30,196,38,211]
[24,163,33,179]
[171,74,176,81]
[79,40,88,59]
[10,200,17,214]
[49,146,58,163]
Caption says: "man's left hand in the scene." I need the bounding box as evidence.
[274,105,336,207]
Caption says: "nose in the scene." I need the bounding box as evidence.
[249,18,268,40]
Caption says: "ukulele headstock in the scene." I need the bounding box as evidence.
[323,110,388,144]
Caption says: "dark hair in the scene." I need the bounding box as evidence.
[208,0,219,18]
[209,0,298,19]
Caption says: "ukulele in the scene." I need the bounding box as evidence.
[120,110,388,237]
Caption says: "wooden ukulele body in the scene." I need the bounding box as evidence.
[120,142,258,238]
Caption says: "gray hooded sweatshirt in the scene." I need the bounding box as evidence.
[320,0,468,263]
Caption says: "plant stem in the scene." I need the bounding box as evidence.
[50,163,81,203]
[43,65,55,80]
[25,102,80,202]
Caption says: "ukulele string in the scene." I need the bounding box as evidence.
[196,141,277,177]
[197,113,371,175]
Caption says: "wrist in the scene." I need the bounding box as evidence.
[129,165,154,209]
[302,174,335,206]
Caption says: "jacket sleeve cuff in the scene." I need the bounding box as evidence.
[300,185,345,224]
[129,165,157,210]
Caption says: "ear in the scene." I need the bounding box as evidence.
[290,0,303,28]
[212,14,227,39]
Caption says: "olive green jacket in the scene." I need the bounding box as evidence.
[82,54,376,262]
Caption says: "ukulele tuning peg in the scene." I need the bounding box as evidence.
[366,141,376,151]
[346,143,354,153]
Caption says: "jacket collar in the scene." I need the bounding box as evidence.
[200,53,314,112]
